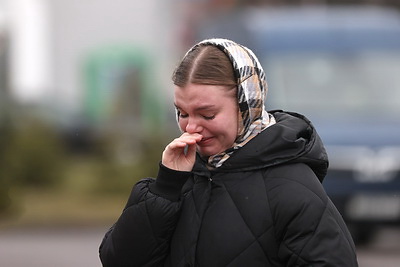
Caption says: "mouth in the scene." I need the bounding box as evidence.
[198,137,213,146]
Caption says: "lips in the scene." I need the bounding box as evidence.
[198,137,213,146]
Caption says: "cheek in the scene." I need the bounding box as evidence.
[223,109,238,132]
[228,120,239,141]
[217,116,237,140]
[178,119,187,132]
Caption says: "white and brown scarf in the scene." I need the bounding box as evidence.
[182,38,276,168]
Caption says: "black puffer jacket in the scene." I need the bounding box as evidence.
[99,111,358,266]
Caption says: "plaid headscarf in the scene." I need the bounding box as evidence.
[181,38,276,168]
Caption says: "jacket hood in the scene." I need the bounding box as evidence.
[194,110,329,182]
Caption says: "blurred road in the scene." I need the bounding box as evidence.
[357,227,400,267]
[0,227,105,267]
[0,226,399,266]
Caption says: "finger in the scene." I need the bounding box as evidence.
[164,141,187,153]
[162,133,202,160]
[181,132,202,137]
[186,142,197,157]
[178,135,202,146]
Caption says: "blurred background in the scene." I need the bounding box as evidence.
[1,0,400,266]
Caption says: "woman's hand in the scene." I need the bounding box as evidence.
[162,133,202,172]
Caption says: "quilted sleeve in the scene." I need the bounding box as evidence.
[99,163,191,267]
[269,165,358,266]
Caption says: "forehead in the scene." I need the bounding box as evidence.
[174,84,235,109]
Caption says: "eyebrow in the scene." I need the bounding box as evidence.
[174,103,217,112]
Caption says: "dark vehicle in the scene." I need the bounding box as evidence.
[196,6,400,244]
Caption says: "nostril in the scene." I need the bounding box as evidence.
[186,122,197,133]
[186,123,203,134]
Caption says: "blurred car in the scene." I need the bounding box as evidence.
[195,5,400,244]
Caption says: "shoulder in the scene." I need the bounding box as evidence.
[264,163,327,197]
[261,163,335,243]
[263,162,329,217]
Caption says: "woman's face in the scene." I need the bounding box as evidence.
[174,83,239,157]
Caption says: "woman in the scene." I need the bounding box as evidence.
[99,38,358,266]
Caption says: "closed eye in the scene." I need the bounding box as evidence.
[179,113,188,118]
[203,115,215,120]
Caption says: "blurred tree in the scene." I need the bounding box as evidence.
[90,132,169,195]
[0,30,12,214]
[0,117,13,213]
[6,116,67,188]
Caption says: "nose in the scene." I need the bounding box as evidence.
[185,117,203,134]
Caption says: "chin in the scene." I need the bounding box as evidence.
[197,147,224,158]
[198,151,212,157]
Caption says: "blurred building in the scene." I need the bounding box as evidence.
[2,0,400,128]
[0,28,7,108]
[1,0,180,133]
[0,1,8,108]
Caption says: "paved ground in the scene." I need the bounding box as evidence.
[0,227,106,267]
[357,226,400,267]
[0,226,399,266]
